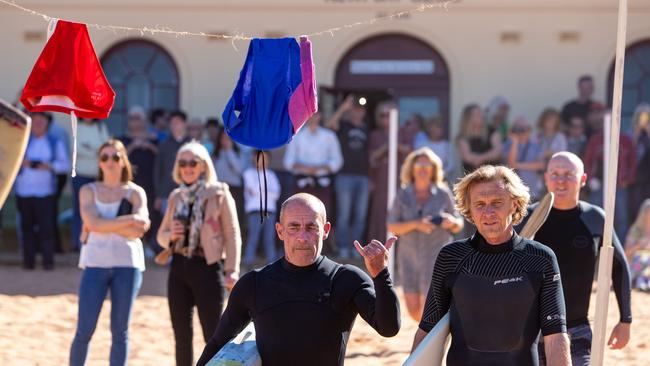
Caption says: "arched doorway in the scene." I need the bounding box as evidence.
[333,33,450,132]
[101,39,180,136]
[608,39,650,132]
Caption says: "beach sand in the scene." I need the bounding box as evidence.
[0,265,647,365]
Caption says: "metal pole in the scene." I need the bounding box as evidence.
[590,0,627,364]
[603,113,611,204]
[387,108,399,277]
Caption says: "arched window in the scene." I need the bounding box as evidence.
[101,39,180,136]
[608,39,650,132]
[334,33,450,133]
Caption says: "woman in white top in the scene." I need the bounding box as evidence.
[70,139,150,366]
[413,116,457,179]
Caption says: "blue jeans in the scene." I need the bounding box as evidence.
[335,174,369,253]
[538,324,592,366]
[72,176,96,250]
[589,186,629,241]
[243,212,278,265]
[70,267,143,366]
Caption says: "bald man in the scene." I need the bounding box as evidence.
[518,152,632,366]
[197,193,400,366]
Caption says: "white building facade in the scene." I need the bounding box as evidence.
[1,0,649,136]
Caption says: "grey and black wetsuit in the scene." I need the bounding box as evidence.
[419,232,567,366]
[196,255,400,366]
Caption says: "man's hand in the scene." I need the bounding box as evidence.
[225,272,239,291]
[607,322,631,349]
[354,237,397,278]
[340,95,355,112]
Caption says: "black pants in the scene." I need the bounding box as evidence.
[168,254,225,366]
[16,195,56,269]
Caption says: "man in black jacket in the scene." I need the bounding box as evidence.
[197,193,400,366]
[519,151,632,366]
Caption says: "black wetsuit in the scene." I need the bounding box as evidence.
[196,256,400,366]
[519,201,632,327]
[419,233,567,366]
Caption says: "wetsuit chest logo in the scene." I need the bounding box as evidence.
[572,236,591,249]
[493,276,524,285]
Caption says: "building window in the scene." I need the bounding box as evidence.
[608,39,650,132]
[333,33,450,134]
[101,39,179,136]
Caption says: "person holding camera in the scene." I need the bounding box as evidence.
[157,141,241,366]
[387,147,463,321]
[504,117,546,199]
[15,111,70,270]
[70,139,150,366]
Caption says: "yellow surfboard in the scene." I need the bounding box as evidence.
[0,99,31,209]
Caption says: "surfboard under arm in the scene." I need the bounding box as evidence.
[402,313,450,366]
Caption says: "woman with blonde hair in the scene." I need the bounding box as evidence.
[625,199,650,291]
[157,141,241,366]
[70,139,150,366]
[456,103,502,173]
[387,147,463,321]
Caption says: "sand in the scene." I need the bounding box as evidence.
[0,264,648,366]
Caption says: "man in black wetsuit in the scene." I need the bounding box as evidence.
[412,165,571,366]
[519,152,632,365]
[196,193,400,366]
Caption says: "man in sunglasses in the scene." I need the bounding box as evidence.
[197,193,400,366]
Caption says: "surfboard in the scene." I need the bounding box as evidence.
[206,322,261,366]
[402,193,555,366]
[0,99,31,209]
[402,313,450,366]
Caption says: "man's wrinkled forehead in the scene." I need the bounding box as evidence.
[281,200,325,225]
[469,180,509,200]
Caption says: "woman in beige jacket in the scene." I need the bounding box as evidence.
[157,141,241,366]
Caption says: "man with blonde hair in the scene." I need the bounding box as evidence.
[411,165,571,366]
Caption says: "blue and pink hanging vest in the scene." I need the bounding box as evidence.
[222,36,317,150]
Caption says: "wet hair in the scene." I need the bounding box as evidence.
[453,165,530,225]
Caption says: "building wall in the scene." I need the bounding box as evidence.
[1,1,649,137]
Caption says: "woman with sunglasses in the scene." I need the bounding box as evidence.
[387,147,463,322]
[157,141,241,366]
[70,139,150,366]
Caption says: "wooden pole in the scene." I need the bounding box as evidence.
[590,0,627,364]
[387,108,399,277]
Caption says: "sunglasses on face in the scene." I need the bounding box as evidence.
[178,159,200,168]
[414,162,433,168]
[99,153,121,163]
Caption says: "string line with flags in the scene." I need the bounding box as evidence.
[0,0,456,44]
